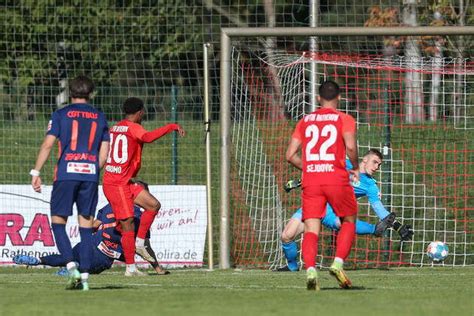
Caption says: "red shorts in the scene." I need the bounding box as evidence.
[103,182,145,220]
[301,185,358,221]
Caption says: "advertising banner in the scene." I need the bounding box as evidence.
[0,185,207,268]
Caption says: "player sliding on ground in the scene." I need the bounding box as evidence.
[103,97,185,276]
[276,149,414,272]
[13,182,169,287]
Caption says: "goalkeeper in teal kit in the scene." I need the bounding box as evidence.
[276,149,413,272]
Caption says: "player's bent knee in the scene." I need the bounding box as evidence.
[341,215,356,223]
[281,231,296,243]
[120,217,135,231]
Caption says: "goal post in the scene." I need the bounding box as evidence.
[220,26,474,269]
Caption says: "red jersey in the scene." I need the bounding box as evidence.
[292,107,356,186]
[103,120,179,186]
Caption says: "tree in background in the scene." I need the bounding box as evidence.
[418,0,473,122]
[403,0,424,123]
[0,1,204,120]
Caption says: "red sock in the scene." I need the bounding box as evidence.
[302,232,319,269]
[137,210,157,239]
[335,222,356,260]
[121,231,136,264]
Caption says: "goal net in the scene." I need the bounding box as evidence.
[229,44,473,269]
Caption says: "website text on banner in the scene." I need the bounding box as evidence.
[0,185,207,268]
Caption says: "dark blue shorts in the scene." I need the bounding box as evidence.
[51,180,98,218]
[72,244,114,274]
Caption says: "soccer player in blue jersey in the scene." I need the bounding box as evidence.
[276,149,414,272]
[29,76,110,290]
[14,180,168,282]
[13,200,169,284]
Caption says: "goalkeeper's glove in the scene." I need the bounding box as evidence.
[284,179,301,192]
[393,221,414,241]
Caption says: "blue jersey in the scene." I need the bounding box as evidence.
[94,204,142,260]
[47,103,109,182]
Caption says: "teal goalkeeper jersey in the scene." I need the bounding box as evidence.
[346,160,390,219]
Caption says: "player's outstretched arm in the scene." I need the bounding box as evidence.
[175,125,185,137]
[141,123,185,143]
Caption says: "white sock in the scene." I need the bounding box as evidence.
[126,264,137,272]
[66,262,77,271]
[81,273,89,282]
[135,237,145,247]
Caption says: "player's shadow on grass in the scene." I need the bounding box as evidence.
[93,285,136,290]
[321,286,368,291]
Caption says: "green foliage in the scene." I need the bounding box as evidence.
[0,1,204,87]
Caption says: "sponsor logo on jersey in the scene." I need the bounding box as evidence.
[66,162,96,174]
[65,153,97,162]
[97,241,121,259]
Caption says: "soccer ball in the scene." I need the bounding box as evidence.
[426,241,449,262]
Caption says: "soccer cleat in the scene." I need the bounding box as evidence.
[328,262,352,289]
[374,212,396,237]
[154,266,171,275]
[135,245,156,263]
[306,267,320,291]
[274,265,298,272]
[155,270,171,275]
[13,255,40,266]
[65,268,81,290]
[124,269,147,277]
[55,267,69,277]
[274,265,291,272]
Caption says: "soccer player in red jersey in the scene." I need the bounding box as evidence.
[286,80,359,290]
[103,97,185,276]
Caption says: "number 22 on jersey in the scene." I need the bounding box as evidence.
[305,124,337,161]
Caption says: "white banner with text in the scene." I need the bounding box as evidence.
[0,185,207,268]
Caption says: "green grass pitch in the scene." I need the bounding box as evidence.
[0,267,473,316]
